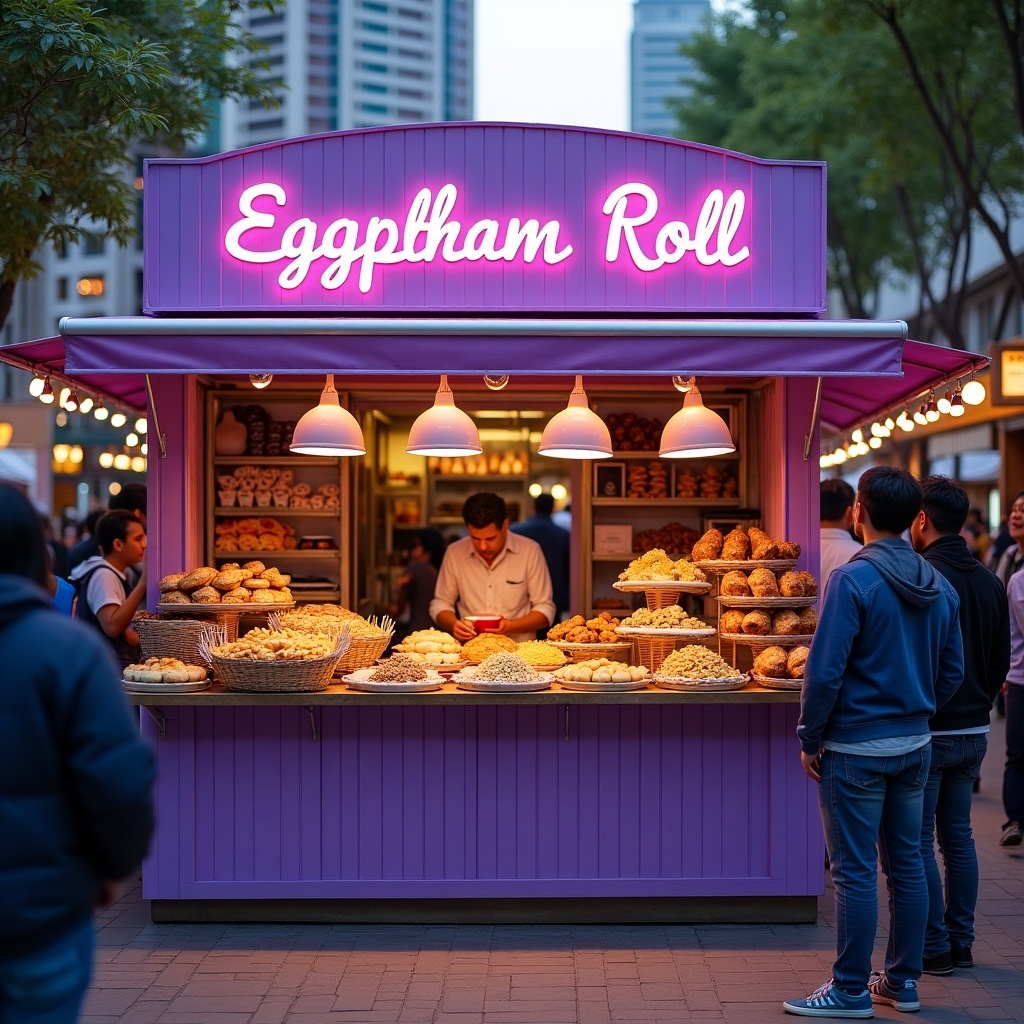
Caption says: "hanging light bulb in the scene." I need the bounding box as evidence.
[28,376,45,398]
[58,387,72,409]
[289,374,366,456]
[110,410,127,428]
[249,373,273,390]
[819,454,831,469]
[870,421,888,438]
[68,445,84,464]
[113,453,131,470]
[833,446,848,464]
[925,392,940,422]
[78,396,94,414]
[39,376,54,404]
[884,414,896,431]
[538,376,613,459]
[135,417,147,434]
[851,428,864,443]
[125,432,139,448]
[483,375,509,391]
[406,375,482,457]
[93,400,108,421]
[64,387,79,413]
[914,403,929,426]
[950,387,965,417]
[868,436,882,449]
[659,377,735,458]
[897,408,914,432]
[98,451,115,469]
[937,388,952,415]
[961,374,986,405]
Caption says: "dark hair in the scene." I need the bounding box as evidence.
[821,478,855,521]
[415,528,446,570]
[534,493,555,516]
[0,484,51,588]
[856,466,922,535]
[109,482,147,516]
[96,509,143,554]
[82,508,104,538]
[462,492,507,529]
[920,475,970,535]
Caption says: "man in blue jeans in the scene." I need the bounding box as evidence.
[912,477,1009,974]
[785,468,964,1018]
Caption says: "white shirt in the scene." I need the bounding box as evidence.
[429,532,556,642]
[820,527,862,586]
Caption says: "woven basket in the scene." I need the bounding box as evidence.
[632,634,683,673]
[136,618,224,665]
[550,640,633,664]
[155,610,239,643]
[212,649,344,692]
[334,632,393,673]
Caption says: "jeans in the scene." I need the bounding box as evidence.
[921,733,986,955]
[0,919,94,1024]
[1004,684,1024,824]
[819,744,931,992]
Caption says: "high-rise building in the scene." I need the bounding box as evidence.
[630,0,709,138]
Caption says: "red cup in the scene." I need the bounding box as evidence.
[466,614,501,631]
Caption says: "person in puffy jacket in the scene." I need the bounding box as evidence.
[0,484,156,1022]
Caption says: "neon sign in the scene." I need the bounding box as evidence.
[223,181,750,292]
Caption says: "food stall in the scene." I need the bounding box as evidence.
[1,123,988,923]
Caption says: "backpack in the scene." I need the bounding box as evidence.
[72,563,139,667]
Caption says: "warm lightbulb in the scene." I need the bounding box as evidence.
[914,405,928,426]
[52,443,70,463]
[550,483,568,501]
[833,447,848,464]
[108,481,122,496]
[897,410,914,432]
[64,388,79,412]
[93,402,108,420]
[925,394,939,422]
[39,377,54,404]
[110,411,127,428]
[58,387,71,409]
[98,452,114,468]
[884,416,896,431]
[135,418,147,433]
[851,428,864,443]
[140,442,148,455]
[950,391,965,417]
[937,390,952,415]
[28,376,44,398]
[68,445,83,464]
[78,396,94,414]
[961,378,986,405]
[528,482,543,498]
[130,456,146,473]
[125,432,139,447]
[113,453,130,470]
[868,436,882,449]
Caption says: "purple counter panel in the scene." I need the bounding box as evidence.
[144,123,826,316]
[141,704,823,900]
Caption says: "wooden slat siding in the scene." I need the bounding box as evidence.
[143,125,824,315]
[146,704,816,898]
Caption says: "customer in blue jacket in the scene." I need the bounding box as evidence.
[784,467,963,1019]
[0,484,156,1023]
[911,476,1009,975]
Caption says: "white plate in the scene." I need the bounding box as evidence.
[123,680,211,693]
[615,626,716,637]
[613,579,711,593]
[452,671,556,692]
[750,673,803,691]
[716,596,817,608]
[555,677,649,691]
[652,675,749,691]
[342,668,443,692]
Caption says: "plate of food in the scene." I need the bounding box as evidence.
[652,674,750,691]
[453,672,555,692]
[716,595,817,608]
[614,625,716,637]
[750,673,803,691]
[342,667,444,692]
[613,579,712,593]
[123,659,210,693]
[719,633,815,646]
[694,559,798,573]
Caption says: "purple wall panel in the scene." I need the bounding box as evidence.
[143,124,825,315]
[144,703,820,899]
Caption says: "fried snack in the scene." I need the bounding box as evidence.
[619,605,707,629]
[771,610,803,636]
[515,641,567,666]
[659,645,741,680]
[123,657,208,684]
[160,590,191,604]
[190,585,221,603]
[741,610,771,635]
[158,572,186,592]
[748,527,779,561]
[178,566,218,591]
[463,632,517,664]
[720,570,751,596]
[796,571,818,596]
[777,541,802,559]
[618,549,707,583]
[691,527,724,561]
[473,651,538,682]
[748,567,780,598]
[211,626,337,661]
[368,654,428,683]
[797,608,818,633]
[778,571,805,597]
[548,615,586,641]
[720,528,751,561]
[753,646,789,678]
[556,658,649,684]
[720,609,746,635]
[787,646,810,679]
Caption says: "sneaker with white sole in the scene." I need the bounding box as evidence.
[1000,820,1022,846]
[868,973,920,1012]
[783,979,874,1018]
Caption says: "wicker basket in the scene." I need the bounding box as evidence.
[550,640,633,664]
[135,618,225,665]
[632,634,684,673]
[334,633,393,673]
[154,610,240,643]
[212,649,344,692]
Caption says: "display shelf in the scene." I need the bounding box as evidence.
[592,498,743,508]
[214,508,340,517]
[213,549,337,559]
[213,456,339,466]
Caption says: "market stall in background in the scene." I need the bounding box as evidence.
[0,123,987,924]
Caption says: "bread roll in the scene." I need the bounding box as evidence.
[787,646,810,678]
[161,590,191,604]
[190,585,220,603]
[753,646,788,678]
[778,572,804,597]
[720,609,746,635]
[221,586,252,603]
[771,610,802,636]
[741,609,771,635]
[211,568,252,591]
[158,572,186,593]
[179,566,218,591]
[796,571,818,596]
[797,608,818,633]
[691,528,724,561]
[748,568,780,598]
[721,528,751,561]
[777,540,802,559]
[721,570,751,596]
[748,527,779,561]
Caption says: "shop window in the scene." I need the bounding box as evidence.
[76,275,105,298]
[56,277,68,300]
[82,233,104,256]
[361,103,388,115]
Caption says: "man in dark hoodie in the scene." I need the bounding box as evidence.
[0,484,155,1022]
[910,476,1009,975]
[785,467,963,1019]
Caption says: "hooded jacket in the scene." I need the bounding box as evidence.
[798,537,964,754]
[921,535,1010,731]
[0,575,155,958]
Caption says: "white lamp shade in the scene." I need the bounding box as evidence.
[406,376,482,456]
[537,376,612,459]
[961,378,986,405]
[289,374,365,456]
[659,384,736,458]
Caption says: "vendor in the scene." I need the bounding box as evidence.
[430,492,555,643]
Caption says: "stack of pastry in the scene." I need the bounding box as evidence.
[691,526,801,562]
[753,645,809,681]
[214,517,298,552]
[159,561,293,604]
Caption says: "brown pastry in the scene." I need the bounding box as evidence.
[190,585,221,603]
[720,570,751,596]
[242,560,267,574]
[721,528,751,561]
[720,609,746,635]
[691,528,724,561]
[787,646,810,679]
[158,572,186,593]
[796,571,818,596]
[741,609,771,635]
[797,608,818,633]
[748,567,780,598]
[160,589,191,604]
[221,586,252,603]
[778,572,805,597]
[178,566,218,591]
[777,541,802,559]
[748,527,779,561]
[246,577,271,589]
[211,568,253,591]
[771,610,803,636]
[753,646,788,678]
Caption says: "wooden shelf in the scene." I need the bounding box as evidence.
[592,498,742,508]
[213,455,341,465]
[214,549,338,559]
[214,508,340,517]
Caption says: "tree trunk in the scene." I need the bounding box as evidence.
[0,279,16,336]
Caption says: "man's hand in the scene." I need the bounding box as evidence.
[451,618,477,642]
[801,750,822,783]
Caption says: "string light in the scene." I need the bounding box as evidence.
[925,392,939,422]
[110,410,127,428]
[28,376,45,398]
[961,374,986,405]
[39,377,54,404]
[93,400,108,421]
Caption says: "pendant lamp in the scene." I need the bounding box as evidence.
[537,376,612,459]
[289,374,366,456]
[406,375,482,457]
[659,378,736,458]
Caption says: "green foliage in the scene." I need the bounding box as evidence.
[0,0,280,325]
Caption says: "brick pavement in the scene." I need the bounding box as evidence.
[85,713,1024,1023]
